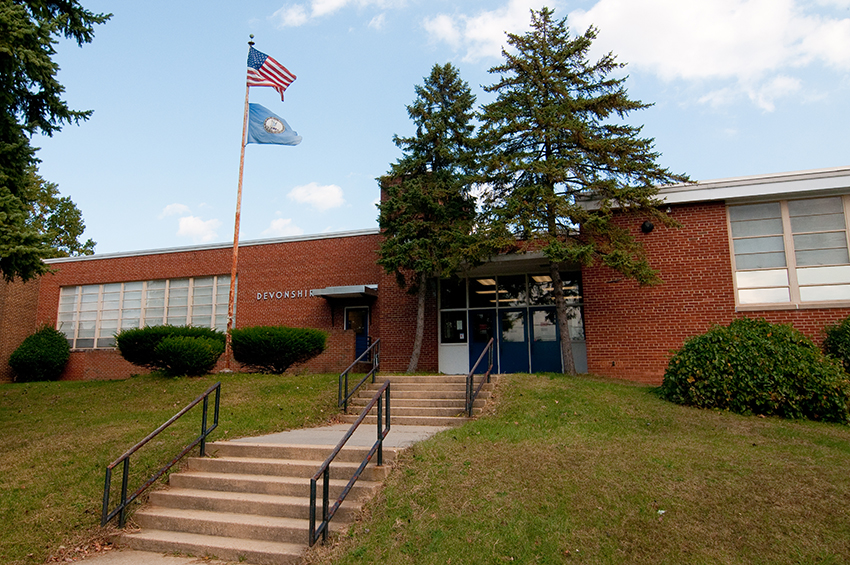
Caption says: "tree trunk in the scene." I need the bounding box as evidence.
[407,272,427,373]
[549,263,576,374]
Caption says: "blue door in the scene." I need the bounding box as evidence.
[468,310,496,374]
[499,309,530,373]
[345,307,370,358]
[530,307,562,373]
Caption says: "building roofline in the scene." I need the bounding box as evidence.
[45,228,381,265]
[659,165,850,204]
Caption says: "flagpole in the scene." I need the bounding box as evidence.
[224,37,254,371]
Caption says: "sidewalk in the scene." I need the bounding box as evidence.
[80,423,449,564]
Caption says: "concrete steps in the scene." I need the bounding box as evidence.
[342,374,496,427]
[117,441,397,565]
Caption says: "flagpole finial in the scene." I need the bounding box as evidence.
[248,34,255,47]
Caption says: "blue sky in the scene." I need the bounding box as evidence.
[34,0,850,254]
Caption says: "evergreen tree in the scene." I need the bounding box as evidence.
[0,1,109,280]
[478,7,688,374]
[378,62,479,372]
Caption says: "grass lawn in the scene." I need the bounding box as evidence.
[0,372,339,565]
[307,373,850,565]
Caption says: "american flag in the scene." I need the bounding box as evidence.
[247,46,296,100]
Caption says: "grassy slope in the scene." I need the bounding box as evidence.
[308,374,850,565]
[0,372,339,565]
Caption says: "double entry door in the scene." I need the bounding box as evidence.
[468,308,562,374]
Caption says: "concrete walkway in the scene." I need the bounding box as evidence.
[80,423,449,564]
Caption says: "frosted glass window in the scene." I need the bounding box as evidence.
[58,275,235,348]
[738,288,791,304]
[797,265,850,286]
[735,269,789,289]
[730,196,850,307]
[800,285,850,302]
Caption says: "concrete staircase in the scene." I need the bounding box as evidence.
[342,374,496,427]
[117,441,397,565]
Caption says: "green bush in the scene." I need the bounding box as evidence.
[115,325,225,369]
[823,316,850,373]
[659,318,850,424]
[153,336,224,377]
[9,326,71,382]
[230,325,327,373]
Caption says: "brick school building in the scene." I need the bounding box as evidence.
[2,166,850,384]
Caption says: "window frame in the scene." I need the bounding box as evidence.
[57,275,233,349]
[728,195,850,310]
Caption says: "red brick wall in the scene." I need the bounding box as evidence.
[0,278,42,383]
[582,202,850,384]
[374,269,438,373]
[22,232,413,381]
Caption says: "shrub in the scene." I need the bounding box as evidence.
[115,325,225,369]
[9,326,71,382]
[230,326,326,373]
[823,316,850,373]
[153,336,224,377]
[659,317,850,424]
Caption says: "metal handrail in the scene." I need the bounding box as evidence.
[466,338,494,417]
[338,338,381,413]
[310,380,390,546]
[101,381,221,527]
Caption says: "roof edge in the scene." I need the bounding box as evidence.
[45,228,381,265]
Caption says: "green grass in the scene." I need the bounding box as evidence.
[0,372,339,565]
[307,374,850,565]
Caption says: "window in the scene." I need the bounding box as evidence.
[57,275,233,349]
[729,196,850,307]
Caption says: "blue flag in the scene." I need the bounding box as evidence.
[246,103,302,146]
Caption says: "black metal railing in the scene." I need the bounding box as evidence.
[310,380,390,546]
[466,338,494,417]
[338,338,380,413]
[101,381,221,527]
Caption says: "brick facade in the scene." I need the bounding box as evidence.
[5,174,850,385]
[0,231,433,383]
[0,278,42,382]
[582,201,850,384]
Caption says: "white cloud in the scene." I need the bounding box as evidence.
[287,182,346,210]
[272,4,309,26]
[262,218,305,237]
[177,216,221,243]
[272,0,405,27]
[159,203,191,218]
[422,14,463,50]
[567,0,850,80]
[368,13,387,30]
[422,0,552,61]
[747,75,803,111]
[423,0,850,110]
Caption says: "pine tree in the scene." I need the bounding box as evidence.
[0,1,109,280]
[478,7,688,374]
[378,63,479,372]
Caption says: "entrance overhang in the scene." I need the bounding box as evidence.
[311,284,378,300]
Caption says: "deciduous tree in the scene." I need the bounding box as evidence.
[478,7,689,374]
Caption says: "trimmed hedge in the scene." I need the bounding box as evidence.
[154,336,225,377]
[8,326,71,382]
[115,325,225,376]
[659,318,850,424]
[230,326,327,374]
[823,316,850,373]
